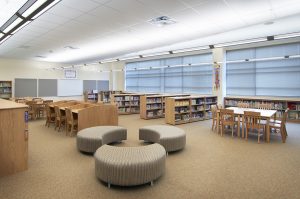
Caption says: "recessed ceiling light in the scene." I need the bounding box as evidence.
[18,45,31,49]
[148,16,176,26]
[264,21,274,25]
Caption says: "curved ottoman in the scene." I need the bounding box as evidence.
[139,125,186,153]
[77,126,127,153]
[95,143,166,187]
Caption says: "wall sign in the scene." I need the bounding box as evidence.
[64,69,77,79]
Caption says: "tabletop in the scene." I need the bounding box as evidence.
[226,107,277,118]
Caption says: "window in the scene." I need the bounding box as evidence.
[125,53,213,94]
[226,43,300,97]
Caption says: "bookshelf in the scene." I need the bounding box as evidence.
[98,90,123,103]
[0,81,12,100]
[83,90,98,103]
[224,96,300,123]
[111,93,142,114]
[140,94,190,119]
[165,95,217,125]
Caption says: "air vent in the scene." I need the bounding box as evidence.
[64,46,79,50]
[35,55,46,58]
[148,16,176,26]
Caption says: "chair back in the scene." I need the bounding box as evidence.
[243,111,261,129]
[43,100,54,104]
[237,102,250,108]
[220,109,235,124]
[258,103,272,110]
[65,108,72,123]
[281,108,289,124]
[211,105,218,119]
[54,106,61,118]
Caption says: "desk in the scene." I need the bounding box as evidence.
[217,107,276,143]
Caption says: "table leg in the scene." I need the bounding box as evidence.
[242,116,244,138]
[237,115,240,137]
[216,112,219,134]
[267,118,270,143]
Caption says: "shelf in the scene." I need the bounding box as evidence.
[165,95,217,125]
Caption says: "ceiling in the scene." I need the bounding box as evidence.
[0,0,300,64]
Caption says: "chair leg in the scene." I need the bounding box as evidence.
[258,129,260,144]
[231,125,234,137]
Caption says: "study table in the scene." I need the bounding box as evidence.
[217,107,277,143]
[49,101,118,131]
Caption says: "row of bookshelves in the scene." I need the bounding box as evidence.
[140,94,190,119]
[224,96,300,123]
[165,96,217,125]
[0,81,12,99]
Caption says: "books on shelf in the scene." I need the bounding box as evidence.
[175,100,189,106]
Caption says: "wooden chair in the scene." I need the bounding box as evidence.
[45,104,56,127]
[65,108,78,136]
[269,109,288,143]
[54,106,66,132]
[258,103,272,110]
[237,102,250,108]
[26,101,36,120]
[211,105,218,131]
[219,109,238,137]
[243,111,265,143]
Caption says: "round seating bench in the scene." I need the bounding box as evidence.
[76,126,127,153]
[95,143,166,187]
[139,125,186,153]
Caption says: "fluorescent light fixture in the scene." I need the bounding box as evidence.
[0,33,4,38]
[11,20,31,34]
[274,32,300,40]
[3,17,23,33]
[22,0,47,18]
[214,38,267,48]
[173,46,209,54]
[100,59,118,64]
[119,56,140,61]
[32,0,61,19]
[142,51,169,58]
[0,35,12,44]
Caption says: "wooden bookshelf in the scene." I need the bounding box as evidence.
[224,96,300,123]
[0,81,12,100]
[0,99,28,176]
[140,94,190,119]
[111,93,142,114]
[98,90,123,103]
[165,95,217,125]
[83,90,98,103]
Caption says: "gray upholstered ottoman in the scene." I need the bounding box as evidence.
[139,125,186,153]
[77,126,127,153]
[95,143,166,187]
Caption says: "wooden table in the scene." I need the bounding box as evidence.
[217,107,277,143]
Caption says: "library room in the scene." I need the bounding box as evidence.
[0,0,300,199]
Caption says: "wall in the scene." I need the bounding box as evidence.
[0,58,110,100]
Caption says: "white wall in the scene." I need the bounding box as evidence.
[0,58,110,100]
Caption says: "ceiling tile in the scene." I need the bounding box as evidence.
[137,0,188,15]
[61,0,99,12]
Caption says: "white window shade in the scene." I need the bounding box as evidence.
[226,42,300,97]
[125,53,213,94]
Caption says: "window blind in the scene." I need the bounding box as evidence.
[125,53,213,94]
[226,43,300,97]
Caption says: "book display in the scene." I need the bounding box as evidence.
[165,95,217,125]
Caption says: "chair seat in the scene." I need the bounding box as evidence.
[270,119,281,124]
[269,122,281,128]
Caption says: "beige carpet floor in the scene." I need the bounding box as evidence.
[1,115,300,199]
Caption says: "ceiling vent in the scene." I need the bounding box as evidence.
[148,16,176,26]
[64,46,79,50]
[35,55,46,58]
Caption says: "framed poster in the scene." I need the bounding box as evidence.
[64,69,77,79]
